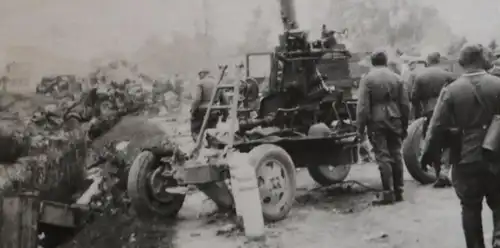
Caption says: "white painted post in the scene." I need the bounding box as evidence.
[228,152,265,240]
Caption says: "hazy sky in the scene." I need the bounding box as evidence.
[423,0,500,42]
[0,0,499,63]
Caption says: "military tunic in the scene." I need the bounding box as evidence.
[190,76,224,141]
[240,78,260,117]
[422,71,500,248]
[356,66,410,197]
[411,66,457,118]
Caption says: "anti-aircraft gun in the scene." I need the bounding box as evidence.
[125,0,360,224]
[245,0,357,134]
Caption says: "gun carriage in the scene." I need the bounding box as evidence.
[126,0,364,222]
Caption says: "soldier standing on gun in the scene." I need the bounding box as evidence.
[190,69,225,141]
[411,52,457,187]
[174,74,184,102]
[421,44,500,248]
[356,50,410,205]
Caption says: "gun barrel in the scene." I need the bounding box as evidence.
[278,0,298,30]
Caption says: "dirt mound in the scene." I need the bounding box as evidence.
[0,91,88,198]
[55,116,183,248]
[90,115,170,163]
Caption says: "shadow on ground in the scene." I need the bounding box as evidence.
[59,209,178,248]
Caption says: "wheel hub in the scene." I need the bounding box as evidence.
[148,167,175,203]
[256,159,290,214]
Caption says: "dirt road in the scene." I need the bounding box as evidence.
[158,163,491,248]
[0,113,484,248]
[130,115,488,248]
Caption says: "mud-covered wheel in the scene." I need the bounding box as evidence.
[248,144,297,222]
[127,151,185,219]
[307,123,351,186]
[402,117,437,184]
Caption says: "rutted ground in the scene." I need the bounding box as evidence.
[168,164,492,248]
[142,116,492,248]
[11,112,490,248]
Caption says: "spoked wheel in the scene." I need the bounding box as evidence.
[248,144,297,222]
[127,151,185,219]
[307,123,352,186]
[403,117,438,184]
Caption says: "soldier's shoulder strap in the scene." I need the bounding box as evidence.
[464,74,493,116]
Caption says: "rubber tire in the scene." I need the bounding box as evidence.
[308,164,351,186]
[248,144,297,222]
[402,117,437,184]
[307,123,351,186]
[127,151,185,219]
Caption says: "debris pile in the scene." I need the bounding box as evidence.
[35,75,83,100]
[55,117,183,248]
[0,58,193,248]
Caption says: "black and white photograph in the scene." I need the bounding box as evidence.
[0,0,499,247]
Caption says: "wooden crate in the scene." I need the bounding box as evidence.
[0,192,40,248]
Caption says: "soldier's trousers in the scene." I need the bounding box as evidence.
[368,128,404,196]
[452,162,500,248]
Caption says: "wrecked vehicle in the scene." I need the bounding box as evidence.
[0,77,156,247]
[35,75,83,100]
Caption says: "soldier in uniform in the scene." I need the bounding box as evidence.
[174,74,184,101]
[0,76,8,91]
[356,50,410,205]
[421,44,500,248]
[404,60,427,120]
[321,24,333,39]
[243,78,260,112]
[321,24,337,48]
[411,52,457,187]
[191,69,225,141]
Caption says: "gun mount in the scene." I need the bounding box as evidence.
[241,0,355,134]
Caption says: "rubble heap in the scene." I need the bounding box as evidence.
[0,93,88,201]
[0,60,192,248]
